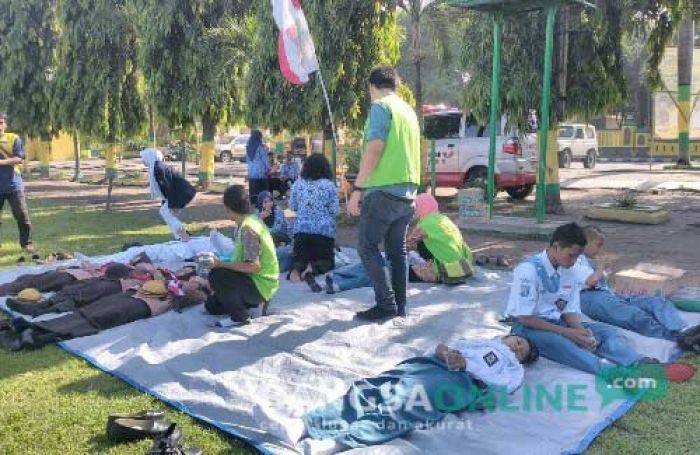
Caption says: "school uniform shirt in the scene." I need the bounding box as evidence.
[571,254,609,291]
[504,250,581,321]
[450,337,524,394]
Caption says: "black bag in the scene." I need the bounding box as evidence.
[154,161,196,209]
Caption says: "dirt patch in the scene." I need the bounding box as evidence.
[21,181,700,277]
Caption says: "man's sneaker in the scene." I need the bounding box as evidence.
[355,305,397,322]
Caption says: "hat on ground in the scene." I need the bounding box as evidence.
[139,280,168,297]
[17,288,42,303]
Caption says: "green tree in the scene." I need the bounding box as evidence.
[0,0,58,175]
[246,1,400,136]
[137,0,251,185]
[51,0,145,179]
[458,2,628,212]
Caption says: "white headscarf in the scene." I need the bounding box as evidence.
[140,148,164,200]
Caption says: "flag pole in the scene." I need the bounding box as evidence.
[317,70,339,178]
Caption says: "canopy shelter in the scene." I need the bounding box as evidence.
[449,0,594,223]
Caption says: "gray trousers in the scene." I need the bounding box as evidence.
[358,191,414,311]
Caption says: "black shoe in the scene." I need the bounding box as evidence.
[147,423,201,455]
[304,273,322,293]
[106,416,179,442]
[397,307,406,318]
[325,275,336,294]
[107,410,166,428]
[355,305,398,321]
[677,325,700,352]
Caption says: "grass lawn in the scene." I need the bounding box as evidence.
[1,194,699,454]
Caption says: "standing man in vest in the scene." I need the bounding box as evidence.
[0,112,33,252]
[348,67,421,321]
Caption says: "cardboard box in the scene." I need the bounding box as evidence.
[613,263,686,297]
[458,188,488,223]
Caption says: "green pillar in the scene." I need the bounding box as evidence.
[487,14,501,219]
[536,6,557,224]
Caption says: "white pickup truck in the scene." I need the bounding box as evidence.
[424,108,537,200]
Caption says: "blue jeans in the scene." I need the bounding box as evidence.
[581,290,687,341]
[333,258,389,292]
[511,319,644,375]
[276,245,293,274]
[358,192,414,311]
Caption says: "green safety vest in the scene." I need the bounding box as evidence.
[418,213,474,284]
[0,133,22,174]
[233,215,280,301]
[363,93,421,188]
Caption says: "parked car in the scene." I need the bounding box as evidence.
[424,108,537,200]
[216,134,250,162]
[557,123,598,169]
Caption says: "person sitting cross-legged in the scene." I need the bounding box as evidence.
[202,185,280,326]
[572,225,700,352]
[254,335,538,450]
[507,223,657,375]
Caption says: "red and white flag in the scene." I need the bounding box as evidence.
[271,0,319,85]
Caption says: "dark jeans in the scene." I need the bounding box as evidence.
[358,191,415,311]
[0,191,32,247]
[0,270,76,296]
[206,268,265,322]
[249,178,268,205]
[292,233,335,276]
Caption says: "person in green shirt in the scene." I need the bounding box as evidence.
[407,193,474,284]
[348,66,421,322]
[203,185,280,325]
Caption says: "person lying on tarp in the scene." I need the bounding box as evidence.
[201,185,280,326]
[405,193,474,284]
[256,335,538,449]
[0,252,153,297]
[0,275,209,351]
[506,223,658,375]
[6,262,195,317]
[571,225,700,353]
[140,148,197,241]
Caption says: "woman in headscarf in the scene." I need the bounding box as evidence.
[256,190,292,246]
[246,130,270,205]
[140,148,197,241]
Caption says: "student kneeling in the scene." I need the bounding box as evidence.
[203,185,279,325]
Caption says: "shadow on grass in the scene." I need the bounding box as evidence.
[58,373,143,399]
[0,343,69,380]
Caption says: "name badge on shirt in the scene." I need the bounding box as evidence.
[483,351,499,367]
[554,298,568,311]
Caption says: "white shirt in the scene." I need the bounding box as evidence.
[505,250,581,320]
[571,254,609,291]
[450,338,524,394]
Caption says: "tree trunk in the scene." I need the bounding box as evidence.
[148,103,156,148]
[199,113,217,190]
[72,131,81,182]
[546,6,569,215]
[412,3,423,124]
[677,18,694,166]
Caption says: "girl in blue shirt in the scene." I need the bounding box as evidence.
[257,190,292,246]
[289,153,339,283]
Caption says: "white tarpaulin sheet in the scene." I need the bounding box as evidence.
[2,239,698,455]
